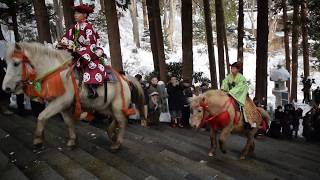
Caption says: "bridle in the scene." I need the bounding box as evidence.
[11,51,37,85]
[11,50,71,87]
[10,48,81,119]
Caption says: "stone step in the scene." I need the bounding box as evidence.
[159,149,235,180]
[74,121,235,180]
[104,124,282,180]
[162,126,320,180]
[0,115,99,180]
[55,119,189,180]
[0,149,29,180]
[30,124,133,180]
[0,127,64,180]
[4,115,133,180]
[127,125,287,180]
[156,127,307,178]
[14,115,153,180]
[3,112,320,180]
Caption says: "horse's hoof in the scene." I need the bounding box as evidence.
[208,152,214,157]
[67,144,77,150]
[33,143,44,153]
[110,143,121,151]
[221,150,227,154]
[239,156,246,160]
[67,139,77,146]
[67,143,77,150]
[111,135,117,143]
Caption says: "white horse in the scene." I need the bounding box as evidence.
[2,42,145,150]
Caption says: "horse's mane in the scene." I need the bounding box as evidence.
[189,94,205,109]
[189,89,227,108]
[6,42,72,65]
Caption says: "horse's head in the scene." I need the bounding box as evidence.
[189,95,207,129]
[3,42,72,94]
[2,43,26,94]
[189,90,229,129]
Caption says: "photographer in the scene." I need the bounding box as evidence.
[302,77,315,103]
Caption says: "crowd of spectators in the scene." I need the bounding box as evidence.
[134,74,209,128]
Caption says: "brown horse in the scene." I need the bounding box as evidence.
[189,90,270,159]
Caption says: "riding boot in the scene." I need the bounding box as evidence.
[87,84,98,98]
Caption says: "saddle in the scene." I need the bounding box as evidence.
[228,95,262,127]
[243,97,263,127]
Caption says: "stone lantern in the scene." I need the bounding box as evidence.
[270,64,290,107]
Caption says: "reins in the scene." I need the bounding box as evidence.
[11,50,81,119]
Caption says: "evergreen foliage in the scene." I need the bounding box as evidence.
[116,0,130,10]
[145,62,210,84]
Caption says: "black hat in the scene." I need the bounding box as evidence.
[230,62,243,69]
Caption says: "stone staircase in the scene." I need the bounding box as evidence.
[0,113,320,180]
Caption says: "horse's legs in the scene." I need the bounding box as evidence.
[219,128,232,154]
[208,128,217,156]
[110,111,127,150]
[240,128,258,160]
[33,118,47,147]
[34,95,72,147]
[60,111,77,148]
[107,118,118,143]
[250,141,255,152]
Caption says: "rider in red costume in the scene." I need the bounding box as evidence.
[59,4,106,98]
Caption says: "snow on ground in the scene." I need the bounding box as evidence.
[97,1,320,107]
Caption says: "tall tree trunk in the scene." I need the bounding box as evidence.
[53,0,64,40]
[167,0,176,50]
[147,0,159,72]
[129,0,140,48]
[222,17,230,74]
[203,0,218,89]
[33,0,52,43]
[104,0,123,71]
[291,0,300,102]
[142,0,149,31]
[100,0,105,12]
[237,0,244,70]
[62,0,75,29]
[147,0,167,81]
[255,0,268,105]
[163,0,168,29]
[181,0,193,82]
[8,2,20,42]
[282,0,291,95]
[301,0,309,77]
[215,0,225,84]
[154,0,167,82]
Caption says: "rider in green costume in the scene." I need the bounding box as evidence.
[221,62,249,106]
[221,62,256,127]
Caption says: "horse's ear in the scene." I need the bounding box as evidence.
[15,43,22,51]
[202,97,206,102]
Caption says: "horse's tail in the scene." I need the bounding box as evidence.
[125,76,146,119]
[257,107,271,126]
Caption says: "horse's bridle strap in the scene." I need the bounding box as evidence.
[199,97,234,126]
